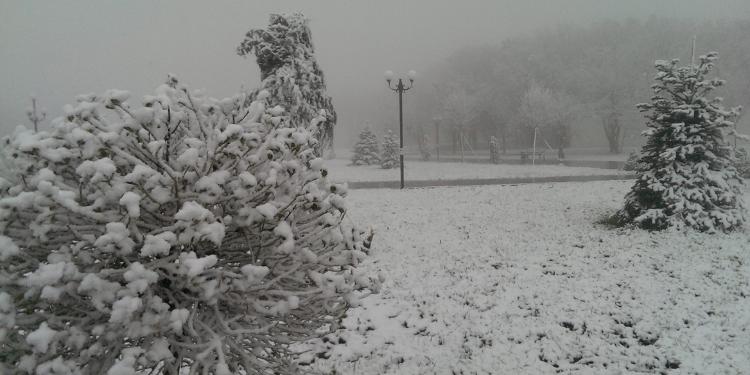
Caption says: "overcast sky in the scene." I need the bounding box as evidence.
[2,0,750,143]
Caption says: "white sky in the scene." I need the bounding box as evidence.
[2,0,749,143]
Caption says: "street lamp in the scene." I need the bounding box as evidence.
[385,70,415,189]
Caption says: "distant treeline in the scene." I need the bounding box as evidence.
[409,17,750,154]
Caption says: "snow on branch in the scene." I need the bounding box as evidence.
[0,74,379,374]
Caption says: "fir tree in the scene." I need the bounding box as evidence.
[351,127,380,166]
[615,52,745,232]
[237,13,337,157]
[381,130,399,169]
[735,147,750,178]
[622,151,645,171]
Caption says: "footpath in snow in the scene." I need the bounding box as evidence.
[326,158,629,186]
[302,180,750,374]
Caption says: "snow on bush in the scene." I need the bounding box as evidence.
[380,130,399,169]
[350,127,380,166]
[0,75,379,374]
[615,52,745,232]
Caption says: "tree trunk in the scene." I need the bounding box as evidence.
[603,115,622,154]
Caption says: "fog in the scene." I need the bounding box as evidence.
[3,3,750,373]
[3,0,750,149]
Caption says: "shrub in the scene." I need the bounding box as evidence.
[0,76,379,374]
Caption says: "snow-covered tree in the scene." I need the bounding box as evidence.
[735,147,750,178]
[615,52,745,232]
[380,131,399,169]
[407,124,432,161]
[237,13,337,158]
[622,151,644,172]
[350,127,380,166]
[516,82,575,159]
[0,75,379,374]
[438,87,478,152]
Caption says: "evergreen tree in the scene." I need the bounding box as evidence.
[381,130,399,169]
[350,127,380,166]
[622,151,645,171]
[237,13,337,157]
[735,147,750,178]
[615,52,745,232]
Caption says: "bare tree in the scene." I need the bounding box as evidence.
[599,93,626,154]
[438,86,479,155]
[516,82,575,158]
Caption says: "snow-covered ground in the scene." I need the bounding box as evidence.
[302,181,750,374]
[326,159,626,183]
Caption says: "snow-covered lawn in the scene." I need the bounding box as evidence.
[304,181,750,374]
[326,159,626,183]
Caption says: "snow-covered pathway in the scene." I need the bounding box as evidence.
[305,181,750,374]
[325,159,627,184]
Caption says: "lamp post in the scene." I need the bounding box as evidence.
[385,70,416,189]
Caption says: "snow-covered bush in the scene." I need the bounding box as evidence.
[350,127,380,166]
[0,75,379,374]
[489,136,500,164]
[614,53,745,232]
[237,13,337,158]
[380,131,399,169]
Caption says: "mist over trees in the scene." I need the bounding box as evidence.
[406,17,750,154]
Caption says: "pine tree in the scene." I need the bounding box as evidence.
[237,13,337,157]
[350,127,380,166]
[615,52,745,232]
[381,130,399,169]
[0,76,379,374]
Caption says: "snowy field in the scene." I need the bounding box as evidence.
[326,159,626,183]
[303,181,750,374]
